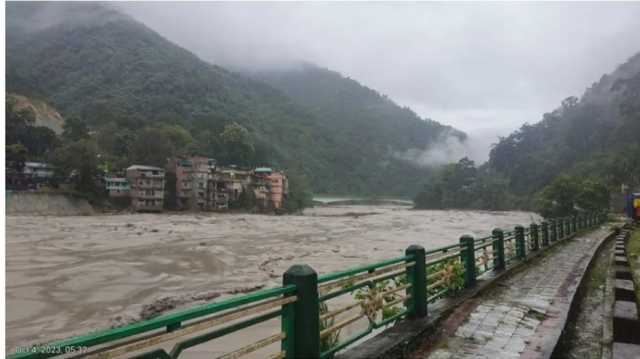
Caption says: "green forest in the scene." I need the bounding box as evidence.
[7,3,640,215]
[6,2,459,198]
[415,53,640,216]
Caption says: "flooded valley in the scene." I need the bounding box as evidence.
[6,206,539,353]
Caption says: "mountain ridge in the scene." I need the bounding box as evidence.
[6,2,463,196]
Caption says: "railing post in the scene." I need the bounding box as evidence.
[550,220,557,242]
[515,225,526,260]
[571,216,577,234]
[460,235,476,288]
[541,221,549,247]
[492,228,505,270]
[405,245,427,318]
[283,264,319,359]
[530,223,539,251]
[558,219,564,240]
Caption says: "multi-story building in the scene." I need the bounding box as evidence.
[220,167,253,203]
[253,167,288,210]
[167,157,215,210]
[208,172,231,210]
[164,157,288,212]
[126,165,165,212]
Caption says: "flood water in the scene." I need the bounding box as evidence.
[6,206,539,355]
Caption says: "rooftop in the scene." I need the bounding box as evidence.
[127,165,164,171]
[254,167,273,173]
[105,177,128,182]
[24,162,53,168]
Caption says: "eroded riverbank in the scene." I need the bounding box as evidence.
[6,206,539,352]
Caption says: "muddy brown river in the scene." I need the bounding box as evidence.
[6,206,539,356]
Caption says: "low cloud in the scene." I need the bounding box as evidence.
[393,130,500,168]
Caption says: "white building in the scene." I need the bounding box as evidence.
[23,162,54,178]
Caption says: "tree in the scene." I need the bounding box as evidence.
[6,97,35,145]
[414,159,512,211]
[27,126,60,158]
[6,97,59,159]
[62,117,89,141]
[130,127,174,167]
[575,180,609,212]
[52,139,103,199]
[607,145,640,189]
[219,122,255,167]
[537,175,609,218]
[283,172,314,213]
[157,124,193,151]
[537,175,580,218]
[414,180,444,209]
[6,143,28,172]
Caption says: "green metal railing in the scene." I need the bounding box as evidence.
[8,211,607,359]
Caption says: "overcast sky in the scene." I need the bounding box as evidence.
[118,2,640,159]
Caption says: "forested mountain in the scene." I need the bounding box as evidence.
[414,53,640,212]
[488,53,640,197]
[253,64,464,159]
[6,2,462,196]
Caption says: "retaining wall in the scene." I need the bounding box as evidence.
[6,191,94,216]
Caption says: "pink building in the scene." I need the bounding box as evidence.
[254,167,288,210]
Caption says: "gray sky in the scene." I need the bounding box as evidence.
[118,2,640,160]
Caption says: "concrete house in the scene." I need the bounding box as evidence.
[253,167,288,210]
[126,165,165,212]
[167,157,215,210]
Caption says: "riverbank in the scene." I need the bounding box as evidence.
[6,191,94,216]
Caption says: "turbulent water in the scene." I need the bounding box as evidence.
[6,205,539,355]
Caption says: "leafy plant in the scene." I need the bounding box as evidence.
[353,275,407,325]
[426,259,465,299]
[319,301,340,352]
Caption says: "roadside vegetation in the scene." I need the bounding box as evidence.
[628,229,640,301]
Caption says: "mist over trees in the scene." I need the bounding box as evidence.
[5,3,467,198]
[415,53,640,215]
[6,2,640,215]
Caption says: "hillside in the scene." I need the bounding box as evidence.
[488,52,640,197]
[413,52,640,212]
[6,2,462,196]
[251,64,466,195]
[7,93,65,134]
[252,63,464,153]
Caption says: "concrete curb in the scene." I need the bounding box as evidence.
[533,228,616,358]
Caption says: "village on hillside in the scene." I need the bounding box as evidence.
[7,156,289,213]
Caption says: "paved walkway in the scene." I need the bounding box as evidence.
[412,228,610,359]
